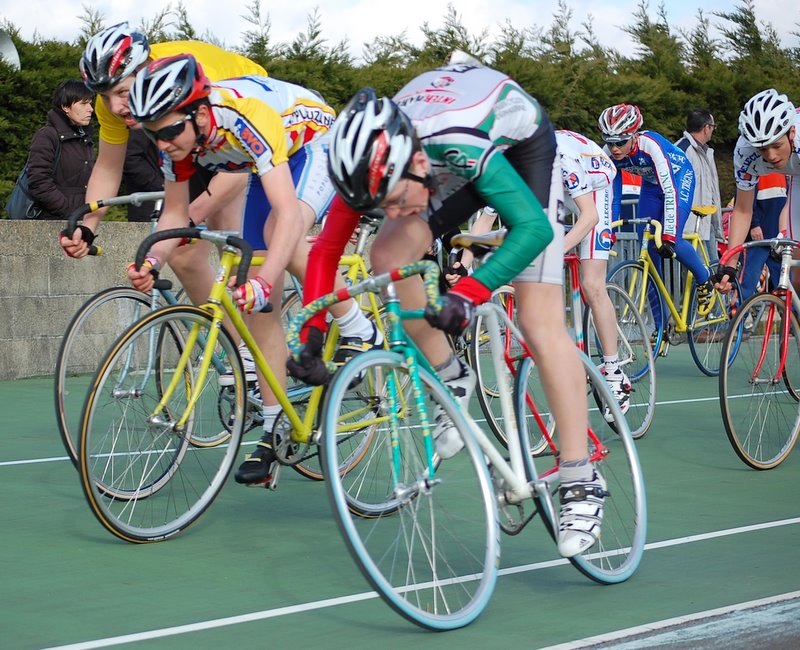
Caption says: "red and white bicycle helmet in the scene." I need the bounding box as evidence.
[327,87,415,211]
[738,89,796,148]
[80,22,150,92]
[598,104,643,142]
[129,54,211,123]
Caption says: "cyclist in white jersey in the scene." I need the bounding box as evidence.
[557,129,631,413]
[715,89,800,294]
[295,53,607,558]
[448,129,630,416]
[126,54,379,486]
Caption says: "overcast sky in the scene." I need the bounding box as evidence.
[2,0,798,62]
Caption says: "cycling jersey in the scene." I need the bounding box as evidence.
[95,41,268,146]
[303,62,560,333]
[163,76,334,182]
[164,75,335,249]
[557,130,615,260]
[606,131,695,239]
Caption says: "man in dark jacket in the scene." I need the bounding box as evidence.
[27,79,95,219]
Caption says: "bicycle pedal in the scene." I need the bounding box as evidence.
[264,462,281,490]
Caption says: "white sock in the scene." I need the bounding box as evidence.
[603,355,620,374]
[262,404,282,431]
[334,302,375,340]
[434,354,462,382]
[560,457,593,483]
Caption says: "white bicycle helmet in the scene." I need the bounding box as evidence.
[738,89,796,147]
[328,87,415,211]
[80,22,150,92]
[598,104,643,142]
[129,54,211,123]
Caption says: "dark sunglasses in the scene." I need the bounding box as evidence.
[605,138,631,149]
[143,113,193,143]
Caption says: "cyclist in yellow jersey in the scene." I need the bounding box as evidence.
[60,23,267,311]
[126,54,380,486]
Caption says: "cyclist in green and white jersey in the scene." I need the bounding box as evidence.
[292,52,606,558]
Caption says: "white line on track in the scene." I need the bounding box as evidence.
[44,517,800,650]
[540,590,800,649]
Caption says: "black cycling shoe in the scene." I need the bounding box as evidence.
[234,439,277,485]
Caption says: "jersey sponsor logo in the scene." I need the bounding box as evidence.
[234,117,268,156]
[679,169,693,204]
[738,171,753,182]
[589,155,613,171]
[564,171,581,190]
[494,94,526,119]
[431,75,455,88]
[595,228,614,251]
[397,92,456,108]
[286,104,335,130]
[443,147,477,171]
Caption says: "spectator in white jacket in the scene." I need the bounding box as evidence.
[675,109,724,260]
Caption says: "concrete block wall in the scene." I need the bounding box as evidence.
[0,220,178,380]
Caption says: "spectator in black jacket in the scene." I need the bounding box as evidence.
[27,80,95,220]
[122,128,164,221]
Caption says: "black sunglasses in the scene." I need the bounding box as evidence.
[605,138,631,149]
[143,113,193,143]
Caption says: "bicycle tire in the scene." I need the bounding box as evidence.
[719,292,800,470]
[583,284,656,439]
[79,305,245,542]
[55,287,164,466]
[514,351,647,583]
[607,260,665,360]
[467,286,522,447]
[687,265,740,376]
[321,349,499,630]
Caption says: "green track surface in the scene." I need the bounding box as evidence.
[3,346,799,649]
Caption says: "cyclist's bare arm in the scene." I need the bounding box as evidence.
[252,163,307,291]
[563,193,599,252]
[187,171,247,226]
[128,180,192,292]
[83,140,128,231]
[714,187,755,292]
[726,188,756,268]
[457,208,498,271]
[779,199,790,236]
[59,140,127,258]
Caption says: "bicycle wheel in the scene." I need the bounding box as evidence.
[583,284,656,439]
[55,287,165,466]
[79,305,245,542]
[321,349,499,630]
[719,293,800,469]
[688,266,740,376]
[607,260,665,359]
[515,352,647,583]
[467,286,520,446]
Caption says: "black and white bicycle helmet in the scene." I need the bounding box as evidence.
[738,89,796,148]
[80,22,150,92]
[129,54,211,123]
[327,87,415,211]
[598,104,643,142]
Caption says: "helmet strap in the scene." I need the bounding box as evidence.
[402,169,435,190]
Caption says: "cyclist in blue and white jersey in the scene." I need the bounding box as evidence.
[598,104,714,319]
[294,53,607,558]
[715,89,800,295]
